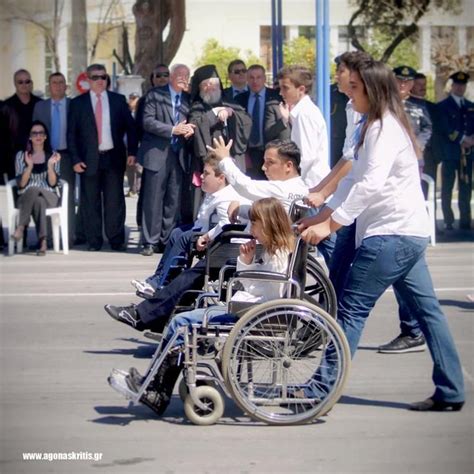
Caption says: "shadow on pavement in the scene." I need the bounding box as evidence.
[339,395,410,410]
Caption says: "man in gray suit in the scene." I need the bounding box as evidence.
[33,72,76,246]
[138,64,195,256]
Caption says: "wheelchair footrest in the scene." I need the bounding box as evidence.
[108,369,139,401]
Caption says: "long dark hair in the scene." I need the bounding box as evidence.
[26,120,52,155]
[353,59,421,159]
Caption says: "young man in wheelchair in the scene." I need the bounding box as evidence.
[115,197,296,416]
[104,139,311,334]
[130,153,250,298]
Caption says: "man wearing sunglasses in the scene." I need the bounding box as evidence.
[3,69,42,180]
[223,59,248,101]
[68,63,138,252]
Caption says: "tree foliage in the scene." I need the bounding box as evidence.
[194,39,260,87]
[347,0,462,62]
[283,37,315,71]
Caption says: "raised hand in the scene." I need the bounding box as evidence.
[239,239,256,265]
[206,136,233,161]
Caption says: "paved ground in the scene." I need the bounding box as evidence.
[0,192,473,474]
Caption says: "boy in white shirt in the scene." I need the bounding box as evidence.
[132,154,248,297]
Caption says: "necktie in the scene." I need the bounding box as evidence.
[95,93,102,145]
[250,93,261,145]
[51,101,61,150]
[171,94,181,151]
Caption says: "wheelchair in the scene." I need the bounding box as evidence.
[108,236,350,426]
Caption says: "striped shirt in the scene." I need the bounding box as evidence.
[15,151,60,194]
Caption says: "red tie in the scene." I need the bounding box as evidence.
[95,93,102,145]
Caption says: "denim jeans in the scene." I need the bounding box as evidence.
[164,307,236,347]
[147,225,195,289]
[314,235,464,403]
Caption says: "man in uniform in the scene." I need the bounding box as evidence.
[438,71,474,230]
[393,66,432,172]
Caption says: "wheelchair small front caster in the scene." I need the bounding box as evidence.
[184,385,225,425]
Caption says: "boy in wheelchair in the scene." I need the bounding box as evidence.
[111,197,295,416]
[131,153,250,298]
[104,139,310,334]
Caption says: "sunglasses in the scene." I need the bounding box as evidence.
[17,79,32,85]
[89,74,107,81]
[30,131,46,137]
[154,72,170,78]
[232,68,247,75]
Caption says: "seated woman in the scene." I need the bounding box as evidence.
[12,120,61,256]
[122,197,295,415]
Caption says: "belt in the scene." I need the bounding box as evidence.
[98,149,113,155]
[57,148,68,153]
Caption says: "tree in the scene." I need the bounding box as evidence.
[283,36,315,71]
[2,0,65,72]
[347,0,462,63]
[133,0,186,83]
[194,39,260,87]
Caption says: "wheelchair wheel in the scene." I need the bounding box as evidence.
[184,385,225,426]
[178,378,214,402]
[221,299,350,425]
[305,256,337,317]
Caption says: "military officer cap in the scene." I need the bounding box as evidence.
[449,71,470,84]
[393,65,417,81]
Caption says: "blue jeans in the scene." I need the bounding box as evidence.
[146,225,196,289]
[315,235,464,403]
[164,307,237,347]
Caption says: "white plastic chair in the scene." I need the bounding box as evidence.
[421,173,436,246]
[6,179,69,255]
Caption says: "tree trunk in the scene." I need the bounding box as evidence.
[133,0,185,91]
[70,0,88,94]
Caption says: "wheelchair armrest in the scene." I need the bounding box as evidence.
[232,270,288,281]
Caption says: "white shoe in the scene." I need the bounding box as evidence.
[130,279,155,297]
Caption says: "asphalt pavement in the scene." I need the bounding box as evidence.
[0,190,473,474]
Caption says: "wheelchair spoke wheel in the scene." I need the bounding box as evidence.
[305,256,337,317]
[221,299,350,425]
[184,385,225,426]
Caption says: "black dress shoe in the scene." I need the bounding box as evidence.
[153,243,165,254]
[88,245,102,251]
[111,243,126,252]
[409,397,464,412]
[141,245,154,256]
[74,237,87,246]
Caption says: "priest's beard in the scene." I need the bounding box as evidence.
[201,89,222,106]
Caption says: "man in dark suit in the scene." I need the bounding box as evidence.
[438,71,474,230]
[33,72,76,246]
[235,64,282,179]
[222,59,248,101]
[330,82,348,168]
[138,64,195,256]
[67,64,138,251]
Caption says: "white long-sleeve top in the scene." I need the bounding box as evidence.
[232,248,291,303]
[193,184,251,241]
[219,157,308,215]
[331,112,430,248]
[328,101,362,210]
[290,95,330,189]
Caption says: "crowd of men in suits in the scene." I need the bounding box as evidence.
[0,59,472,252]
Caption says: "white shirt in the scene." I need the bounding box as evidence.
[219,157,308,215]
[331,112,430,248]
[194,184,251,240]
[233,249,291,303]
[90,91,113,151]
[328,102,362,210]
[290,95,330,188]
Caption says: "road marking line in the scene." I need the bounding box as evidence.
[2,288,473,297]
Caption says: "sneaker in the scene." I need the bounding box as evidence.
[131,280,156,298]
[378,333,427,354]
[104,304,144,330]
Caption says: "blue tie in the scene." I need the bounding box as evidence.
[250,93,261,145]
[171,94,180,151]
[51,101,61,150]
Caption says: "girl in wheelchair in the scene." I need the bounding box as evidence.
[117,197,296,416]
